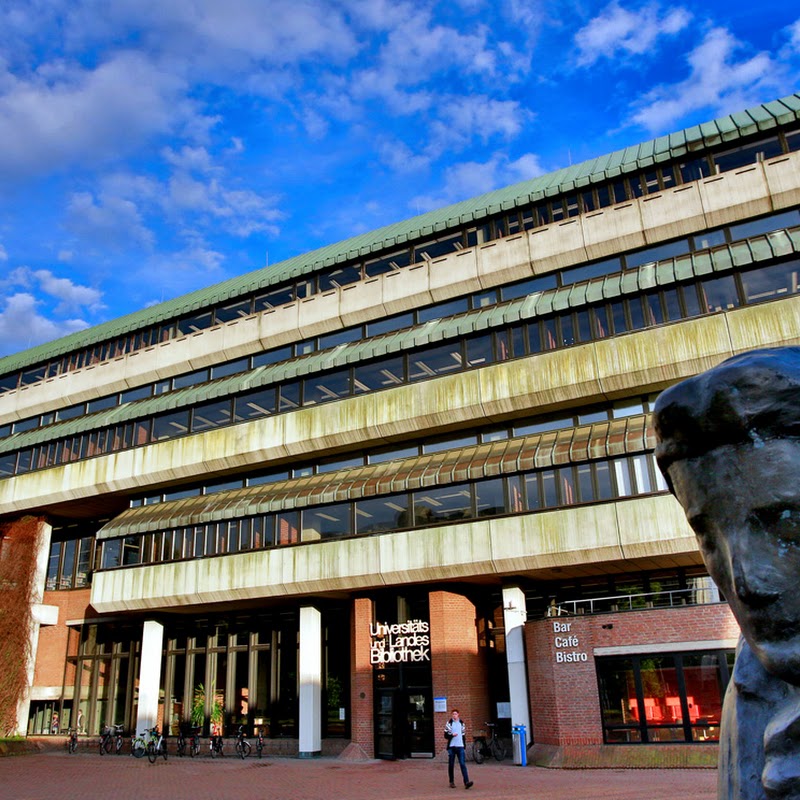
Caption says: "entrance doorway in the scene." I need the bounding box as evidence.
[375,687,434,759]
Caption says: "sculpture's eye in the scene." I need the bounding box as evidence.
[750,506,800,547]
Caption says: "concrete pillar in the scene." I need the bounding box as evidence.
[298,605,322,757]
[15,518,53,736]
[135,620,164,736]
[502,586,531,747]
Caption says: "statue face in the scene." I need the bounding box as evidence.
[667,438,800,685]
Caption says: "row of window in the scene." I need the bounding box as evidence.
[99,452,667,571]
[2,129,798,395]
[129,396,659,507]
[6,206,800,448]
[46,534,97,591]
[7,206,797,442]
[2,251,798,481]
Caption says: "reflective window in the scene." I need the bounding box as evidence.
[356,494,410,534]
[413,484,472,525]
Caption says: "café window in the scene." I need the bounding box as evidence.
[597,650,733,744]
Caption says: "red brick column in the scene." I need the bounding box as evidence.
[429,590,489,756]
[349,597,374,755]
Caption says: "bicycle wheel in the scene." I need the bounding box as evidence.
[210,740,218,758]
[472,739,485,764]
[68,737,77,754]
[177,736,185,757]
[491,738,507,762]
[132,739,146,758]
[161,741,168,761]
[241,740,251,759]
[147,742,157,764]
[191,739,199,757]
[115,736,123,754]
[99,739,106,756]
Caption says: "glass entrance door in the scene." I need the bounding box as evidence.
[375,689,399,759]
[406,691,433,757]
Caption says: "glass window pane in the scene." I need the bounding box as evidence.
[417,298,469,323]
[614,459,633,496]
[302,503,351,541]
[413,483,473,525]
[151,409,190,441]
[319,327,361,349]
[303,370,351,405]
[597,656,641,743]
[465,334,494,367]
[192,399,233,432]
[46,541,62,590]
[683,653,724,741]
[408,341,462,381]
[173,369,209,389]
[254,286,294,311]
[700,275,740,312]
[367,312,414,337]
[354,356,404,393]
[524,472,541,510]
[276,512,299,546]
[577,463,595,503]
[278,382,301,411]
[741,260,800,304]
[252,345,292,368]
[318,264,361,291]
[595,461,614,500]
[542,470,558,507]
[558,467,576,505]
[474,477,506,517]
[729,209,800,240]
[631,454,653,494]
[356,494,409,534]
[102,539,121,569]
[59,539,76,589]
[215,300,252,323]
[234,387,276,421]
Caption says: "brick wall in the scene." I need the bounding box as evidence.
[429,590,490,755]
[349,597,374,753]
[33,588,95,690]
[525,603,739,746]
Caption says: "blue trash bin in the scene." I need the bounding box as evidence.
[511,724,527,766]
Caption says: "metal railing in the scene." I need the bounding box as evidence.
[544,586,721,618]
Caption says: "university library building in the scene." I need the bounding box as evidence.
[2,93,800,768]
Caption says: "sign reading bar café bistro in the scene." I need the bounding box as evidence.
[370,620,431,664]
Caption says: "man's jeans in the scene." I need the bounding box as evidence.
[448,746,470,785]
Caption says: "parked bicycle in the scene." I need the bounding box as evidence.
[99,724,124,755]
[234,726,251,759]
[255,727,264,758]
[176,728,186,757]
[66,727,78,754]
[189,726,201,757]
[209,732,224,758]
[130,729,148,759]
[146,727,168,763]
[472,722,506,763]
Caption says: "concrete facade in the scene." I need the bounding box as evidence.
[2,95,800,766]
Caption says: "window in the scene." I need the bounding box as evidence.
[597,651,731,744]
[356,494,410,534]
[302,504,351,540]
[413,483,473,525]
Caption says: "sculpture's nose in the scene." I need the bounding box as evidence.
[731,553,779,608]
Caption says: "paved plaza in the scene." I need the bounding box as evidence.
[0,751,716,800]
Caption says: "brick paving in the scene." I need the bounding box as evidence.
[0,751,716,800]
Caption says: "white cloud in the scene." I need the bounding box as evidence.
[31,268,104,315]
[412,151,545,211]
[429,97,529,152]
[65,190,155,250]
[0,291,89,356]
[0,51,187,179]
[574,2,691,67]
[628,27,787,134]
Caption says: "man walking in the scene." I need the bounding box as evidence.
[445,709,473,789]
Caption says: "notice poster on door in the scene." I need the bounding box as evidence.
[434,697,447,713]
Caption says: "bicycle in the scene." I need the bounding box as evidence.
[189,726,201,757]
[472,722,506,763]
[130,730,148,759]
[66,727,78,754]
[146,727,168,763]
[209,732,224,758]
[234,726,251,759]
[255,727,264,758]
[112,724,124,754]
[99,725,114,755]
[176,728,186,757]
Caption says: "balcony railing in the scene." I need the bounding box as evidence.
[544,586,722,617]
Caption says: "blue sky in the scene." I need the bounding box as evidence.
[0,0,799,358]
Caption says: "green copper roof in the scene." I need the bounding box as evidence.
[2,92,799,376]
